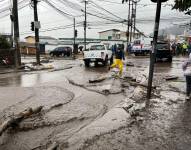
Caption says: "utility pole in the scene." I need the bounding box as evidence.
[133,1,137,39]
[13,0,21,68]
[147,0,164,100]
[127,0,131,44]
[84,0,88,51]
[10,0,13,48]
[32,0,40,65]
[130,1,134,42]
[73,17,76,53]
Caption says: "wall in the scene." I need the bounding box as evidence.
[25,37,35,44]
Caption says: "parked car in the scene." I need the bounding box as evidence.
[155,41,172,62]
[49,47,72,57]
[83,44,113,67]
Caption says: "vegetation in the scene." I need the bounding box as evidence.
[173,0,191,15]
[173,0,191,11]
[0,35,11,49]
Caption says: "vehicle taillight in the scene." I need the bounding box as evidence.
[101,52,104,58]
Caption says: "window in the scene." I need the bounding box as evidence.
[134,40,141,45]
[156,43,169,49]
[90,45,105,51]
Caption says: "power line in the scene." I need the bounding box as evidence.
[90,1,125,21]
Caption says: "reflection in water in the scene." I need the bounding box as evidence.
[21,74,40,87]
[154,62,173,73]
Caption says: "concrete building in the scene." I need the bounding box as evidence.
[20,36,59,55]
[98,29,142,41]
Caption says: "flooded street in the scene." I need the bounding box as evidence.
[0,56,190,150]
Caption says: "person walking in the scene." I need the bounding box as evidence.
[109,46,125,76]
[182,53,191,100]
[182,43,188,56]
[171,42,176,56]
[188,43,191,55]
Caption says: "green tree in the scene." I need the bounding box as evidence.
[173,0,191,15]
[0,36,11,49]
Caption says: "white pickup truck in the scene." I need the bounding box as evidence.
[131,38,152,56]
[83,44,113,67]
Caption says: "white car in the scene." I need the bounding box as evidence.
[83,44,113,67]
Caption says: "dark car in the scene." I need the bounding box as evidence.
[155,41,172,62]
[49,47,72,57]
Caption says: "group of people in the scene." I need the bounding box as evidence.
[171,42,191,56]
[109,43,191,101]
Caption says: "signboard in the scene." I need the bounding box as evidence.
[34,21,41,29]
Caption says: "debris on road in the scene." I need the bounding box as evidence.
[89,75,107,83]
[47,142,59,150]
[126,62,134,67]
[164,75,179,81]
[0,106,43,136]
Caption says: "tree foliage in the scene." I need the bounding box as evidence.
[0,36,11,49]
[173,0,191,15]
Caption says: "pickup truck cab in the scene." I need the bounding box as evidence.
[83,44,113,67]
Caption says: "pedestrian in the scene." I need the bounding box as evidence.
[176,43,181,56]
[127,43,132,54]
[171,42,176,56]
[182,53,191,100]
[109,45,125,76]
[188,43,191,55]
[182,43,188,56]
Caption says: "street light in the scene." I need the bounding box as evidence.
[147,0,168,101]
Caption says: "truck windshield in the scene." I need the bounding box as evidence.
[90,45,105,50]
[156,43,168,49]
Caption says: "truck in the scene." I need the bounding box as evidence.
[131,37,152,56]
[83,44,113,67]
[155,41,172,62]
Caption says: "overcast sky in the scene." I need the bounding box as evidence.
[0,0,190,40]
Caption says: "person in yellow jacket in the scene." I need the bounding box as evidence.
[182,43,188,56]
[109,47,125,76]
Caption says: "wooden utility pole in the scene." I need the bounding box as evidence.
[32,0,40,65]
[13,0,21,68]
[84,0,88,51]
[127,0,131,44]
[130,1,134,42]
[73,17,76,53]
[133,1,137,38]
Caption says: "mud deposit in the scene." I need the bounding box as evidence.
[0,57,190,150]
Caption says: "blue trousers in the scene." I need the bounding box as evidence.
[186,75,191,96]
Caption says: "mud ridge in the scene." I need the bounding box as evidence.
[66,78,124,96]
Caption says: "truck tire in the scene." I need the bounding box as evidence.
[167,56,172,62]
[84,60,90,67]
[103,56,108,66]
[110,55,113,65]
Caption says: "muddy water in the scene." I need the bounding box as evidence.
[0,56,188,150]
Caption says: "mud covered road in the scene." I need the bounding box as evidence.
[0,56,190,150]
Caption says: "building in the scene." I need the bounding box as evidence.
[98,29,142,41]
[20,36,59,55]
